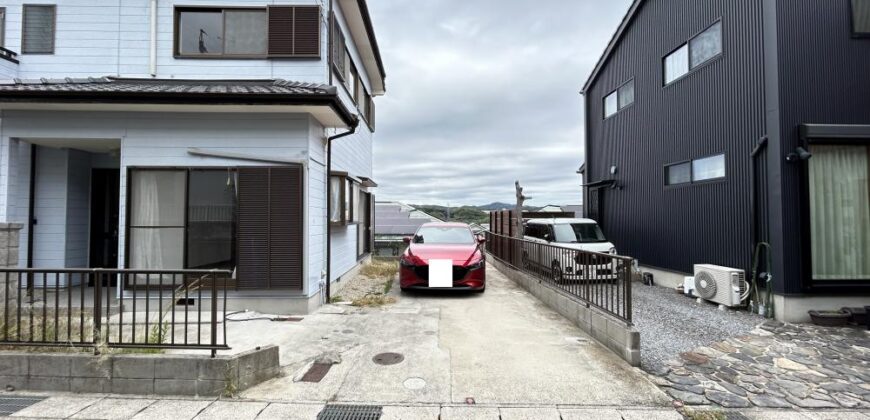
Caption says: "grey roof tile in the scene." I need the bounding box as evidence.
[0,76,334,96]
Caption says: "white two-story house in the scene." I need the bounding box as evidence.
[0,0,385,313]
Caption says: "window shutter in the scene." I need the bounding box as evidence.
[22,5,55,54]
[236,167,304,290]
[267,167,304,289]
[267,6,294,56]
[237,168,271,289]
[293,6,320,56]
[268,6,320,57]
[368,98,376,131]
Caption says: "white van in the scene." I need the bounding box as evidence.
[522,218,618,282]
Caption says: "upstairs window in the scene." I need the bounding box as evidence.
[22,5,56,54]
[665,154,726,185]
[664,21,722,85]
[175,6,320,58]
[853,0,870,36]
[603,80,634,118]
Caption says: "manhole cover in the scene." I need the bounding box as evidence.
[0,396,46,416]
[317,404,382,420]
[372,352,404,366]
[403,377,426,390]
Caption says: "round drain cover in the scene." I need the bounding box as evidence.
[403,377,426,390]
[372,352,404,365]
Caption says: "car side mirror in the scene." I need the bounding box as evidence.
[403,236,412,244]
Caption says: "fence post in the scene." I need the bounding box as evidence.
[92,270,101,355]
[210,271,218,358]
[625,259,633,323]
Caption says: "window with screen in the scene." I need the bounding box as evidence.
[22,5,56,54]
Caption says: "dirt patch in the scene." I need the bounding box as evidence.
[331,261,398,307]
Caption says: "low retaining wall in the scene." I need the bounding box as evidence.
[490,257,641,366]
[0,345,279,396]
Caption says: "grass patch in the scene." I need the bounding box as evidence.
[351,293,396,308]
[383,278,394,295]
[359,260,399,280]
[329,295,344,303]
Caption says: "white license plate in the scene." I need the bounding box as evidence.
[428,259,453,288]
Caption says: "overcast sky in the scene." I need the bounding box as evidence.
[366,0,631,207]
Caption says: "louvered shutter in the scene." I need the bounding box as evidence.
[237,168,270,289]
[267,167,304,289]
[22,5,55,54]
[236,167,304,290]
[268,6,320,57]
[330,12,346,74]
[293,6,320,56]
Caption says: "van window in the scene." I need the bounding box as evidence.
[553,223,607,243]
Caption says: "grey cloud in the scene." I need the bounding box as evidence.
[367,0,632,206]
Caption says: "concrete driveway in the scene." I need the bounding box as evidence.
[234,264,669,408]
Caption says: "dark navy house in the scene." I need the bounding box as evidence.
[581,0,870,322]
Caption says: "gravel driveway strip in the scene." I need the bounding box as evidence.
[631,282,762,372]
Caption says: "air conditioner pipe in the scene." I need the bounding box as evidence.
[325,125,358,302]
[749,136,768,265]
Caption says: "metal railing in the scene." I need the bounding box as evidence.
[0,47,19,64]
[485,231,634,324]
[0,268,232,356]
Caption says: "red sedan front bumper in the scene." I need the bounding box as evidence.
[399,263,486,290]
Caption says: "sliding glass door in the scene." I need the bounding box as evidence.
[808,145,870,282]
[128,169,237,272]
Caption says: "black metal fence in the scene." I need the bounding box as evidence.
[485,231,634,324]
[0,268,231,356]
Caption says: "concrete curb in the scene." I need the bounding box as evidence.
[489,257,641,366]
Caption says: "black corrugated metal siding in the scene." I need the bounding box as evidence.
[774,0,870,294]
[584,0,766,275]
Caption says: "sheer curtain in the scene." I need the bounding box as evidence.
[129,171,185,270]
[809,145,870,280]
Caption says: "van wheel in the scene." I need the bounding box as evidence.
[551,262,563,283]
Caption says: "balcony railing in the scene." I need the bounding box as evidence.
[0,47,19,64]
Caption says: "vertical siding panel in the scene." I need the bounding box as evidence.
[585,0,766,274]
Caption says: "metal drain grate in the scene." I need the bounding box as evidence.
[317,404,382,420]
[0,395,47,416]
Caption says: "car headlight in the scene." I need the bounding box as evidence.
[467,259,485,271]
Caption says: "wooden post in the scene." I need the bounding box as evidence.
[513,181,530,265]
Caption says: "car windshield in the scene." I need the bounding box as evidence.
[413,226,475,244]
[552,223,607,243]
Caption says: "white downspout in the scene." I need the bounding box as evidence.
[149,0,157,76]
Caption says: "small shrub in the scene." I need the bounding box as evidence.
[359,261,399,280]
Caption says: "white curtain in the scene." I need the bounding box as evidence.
[809,145,870,280]
[129,171,185,270]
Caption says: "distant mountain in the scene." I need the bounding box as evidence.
[476,202,515,211]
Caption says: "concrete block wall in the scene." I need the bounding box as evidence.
[0,345,279,396]
[490,257,641,366]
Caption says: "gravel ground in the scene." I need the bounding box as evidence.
[632,282,763,372]
[332,270,397,303]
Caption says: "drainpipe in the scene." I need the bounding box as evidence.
[325,126,357,302]
[750,136,768,262]
[149,0,158,76]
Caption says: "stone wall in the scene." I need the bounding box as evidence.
[0,345,279,396]
[490,257,642,366]
[0,223,22,311]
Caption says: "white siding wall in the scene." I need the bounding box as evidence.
[1,0,330,81]
[308,117,327,290]
[0,58,18,79]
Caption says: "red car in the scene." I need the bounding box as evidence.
[399,222,486,292]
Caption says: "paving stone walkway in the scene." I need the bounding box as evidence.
[652,320,870,410]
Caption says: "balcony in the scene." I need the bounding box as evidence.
[0,47,19,79]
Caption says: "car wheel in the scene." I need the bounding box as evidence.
[551,262,563,283]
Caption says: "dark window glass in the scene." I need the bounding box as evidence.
[0,8,6,48]
[690,21,722,68]
[853,0,870,34]
[413,226,474,245]
[186,171,237,270]
[178,10,224,55]
[666,162,692,185]
[22,5,55,54]
[553,223,607,243]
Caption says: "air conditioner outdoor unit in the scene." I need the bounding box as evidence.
[693,264,746,308]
